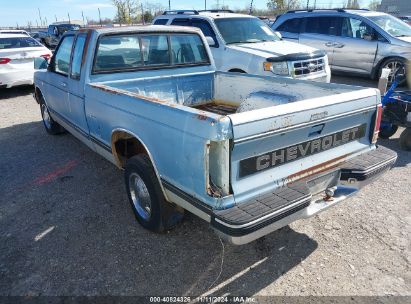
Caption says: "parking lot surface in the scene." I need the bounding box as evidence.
[0,77,410,296]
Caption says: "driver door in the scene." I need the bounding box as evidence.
[43,35,74,121]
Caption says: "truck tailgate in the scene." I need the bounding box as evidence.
[228,88,380,201]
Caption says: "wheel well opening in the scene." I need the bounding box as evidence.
[34,87,43,104]
[112,131,148,168]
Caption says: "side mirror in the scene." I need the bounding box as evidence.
[275,31,282,39]
[205,36,216,47]
[34,57,48,70]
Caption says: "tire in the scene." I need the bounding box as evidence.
[379,124,398,139]
[124,154,184,232]
[379,57,407,86]
[399,128,411,151]
[40,101,65,135]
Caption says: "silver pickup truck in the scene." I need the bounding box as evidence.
[33,26,397,245]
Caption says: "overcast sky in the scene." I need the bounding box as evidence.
[0,0,374,27]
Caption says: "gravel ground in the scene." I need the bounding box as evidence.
[0,77,410,297]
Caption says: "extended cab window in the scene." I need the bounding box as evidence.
[93,33,210,73]
[70,34,87,79]
[54,36,74,75]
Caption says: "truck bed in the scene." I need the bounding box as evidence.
[92,71,363,115]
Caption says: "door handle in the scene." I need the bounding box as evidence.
[325,42,334,47]
[334,43,345,48]
[60,82,67,88]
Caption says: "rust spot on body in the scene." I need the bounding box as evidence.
[197,114,208,120]
[92,84,167,103]
[286,153,352,184]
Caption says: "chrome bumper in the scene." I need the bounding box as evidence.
[212,145,397,245]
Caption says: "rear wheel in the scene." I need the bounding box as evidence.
[399,128,411,151]
[40,102,65,135]
[124,154,184,232]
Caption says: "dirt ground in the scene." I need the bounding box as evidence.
[0,77,410,297]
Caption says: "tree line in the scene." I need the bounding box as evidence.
[88,0,381,25]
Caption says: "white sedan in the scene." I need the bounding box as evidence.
[0,34,52,89]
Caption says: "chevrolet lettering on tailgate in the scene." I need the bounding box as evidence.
[239,124,367,177]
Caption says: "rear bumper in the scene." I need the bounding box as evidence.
[0,70,34,88]
[211,145,397,245]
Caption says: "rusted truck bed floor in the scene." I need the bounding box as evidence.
[193,102,238,115]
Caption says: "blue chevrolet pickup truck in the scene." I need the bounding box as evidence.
[33,26,397,245]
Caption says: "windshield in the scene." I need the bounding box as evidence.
[214,17,280,44]
[368,15,411,37]
[0,37,42,49]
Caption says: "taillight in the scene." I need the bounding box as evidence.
[40,54,51,61]
[371,104,383,144]
[0,58,11,64]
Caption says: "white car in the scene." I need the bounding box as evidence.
[153,10,331,82]
[0,34,51,88]
[0,29,30,36]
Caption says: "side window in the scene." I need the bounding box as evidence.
[54,36,74,75]
[153,19,168,25]
[277,18,302,33]
[190,20,218,46]
[171,18,190,26]
[70,34,87,79]
[141,35,170,66]
[170,34,208,64]
[305,17,341,36]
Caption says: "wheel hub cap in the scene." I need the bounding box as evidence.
[41,104,51,129]
[128,172,152,220]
